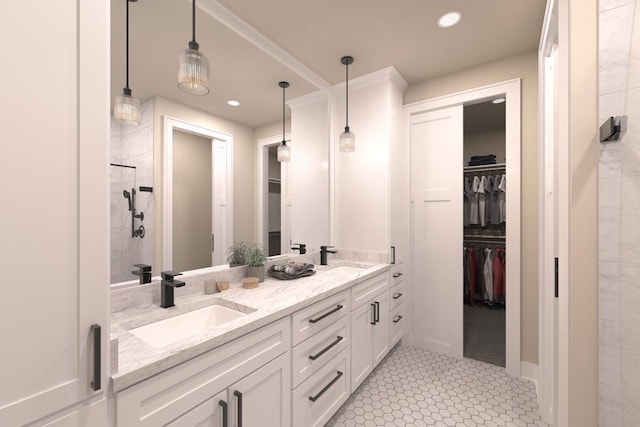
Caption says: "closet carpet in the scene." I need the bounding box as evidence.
[464,304,506,367]
[325,345,547,427]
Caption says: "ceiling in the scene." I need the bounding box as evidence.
[111,0,546,129]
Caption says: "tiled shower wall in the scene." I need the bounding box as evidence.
[110,99,154,284]
[599,0,640,425]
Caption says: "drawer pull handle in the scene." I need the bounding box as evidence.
[218,400,228,427]
[393,292,403,300]
[375,301,380,323]
[393,272,403,278]
[309,371,343,402]
[393,315,403,323]
[309,336,344,361]
[234,390,243,427]
[90,324,101,391]
[371,303,376,325]
[309,304,343,324]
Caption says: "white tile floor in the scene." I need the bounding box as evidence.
[326,345,548,427]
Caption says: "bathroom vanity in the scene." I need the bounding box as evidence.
[111,257,405,427]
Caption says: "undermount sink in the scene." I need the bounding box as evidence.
[129,303,249,348]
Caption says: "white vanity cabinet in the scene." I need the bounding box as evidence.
[350,273,390,392]
[116,318,291,427]
[389,263,405,347]
[291,290,351,427]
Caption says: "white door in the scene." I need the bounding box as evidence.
[372,290,390,366]
[410,105,464,358]
[212,140,228,266]
[0,0,109,424]
[350,303,374,391]
[228,352,291,427]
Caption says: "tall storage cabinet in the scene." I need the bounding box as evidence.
[0,1,109,425]
[333,67,408,261]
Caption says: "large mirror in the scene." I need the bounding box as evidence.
[110,0,326,284]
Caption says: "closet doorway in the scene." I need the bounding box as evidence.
[407,79,521,377]
[463,100,507,367]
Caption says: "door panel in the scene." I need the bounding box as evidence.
[350,303,374,391]
[410,105,464,358]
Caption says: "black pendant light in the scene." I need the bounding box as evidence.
[339,55,355,152]
[114,0,141,126]
[177,0,210,95]
[277,81,291,162]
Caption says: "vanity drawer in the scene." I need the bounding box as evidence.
[390,264,404,286]
[390,306,404,348]
[292,347,350,427]
[292,290,349,345]
[292,314,349,388]
[351,272,389,310]
[390,281,405,312]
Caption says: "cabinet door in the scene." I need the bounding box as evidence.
[350,302,374,392]
[165,392,227,427]
[372,290,390,366]
[229,352,291,427]
[0,0,109,425]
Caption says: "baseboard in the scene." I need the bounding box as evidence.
[520,361,539,391]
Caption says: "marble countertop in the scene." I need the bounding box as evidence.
[110,258,389,392]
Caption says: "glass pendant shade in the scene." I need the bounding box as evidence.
[277,141,291,162]
[339,127,355,152]
[178,42,210,95]
[114,89,141,126]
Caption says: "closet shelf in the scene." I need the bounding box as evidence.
[463,163,506,172]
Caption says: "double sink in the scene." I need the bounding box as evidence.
[128,264,367,349]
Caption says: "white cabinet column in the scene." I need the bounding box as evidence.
[0,0,109,425]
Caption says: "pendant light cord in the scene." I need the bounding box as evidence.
[282,84,286,142]
[345,61,349,128]
[125,0,130,91]
[192,0,197,44]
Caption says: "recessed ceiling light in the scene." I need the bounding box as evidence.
[227,100,240,106]
[437,11,462,28]
[492,98,506,104]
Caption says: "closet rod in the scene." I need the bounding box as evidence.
[463,163,506,172]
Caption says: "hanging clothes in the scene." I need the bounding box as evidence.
[474,246,485,301]
[478,175,487,227]
[490,174,501,224]
[498,174,507,223]
[463,247,470,299]
[467,246,477,301]
[463,176,472,226]
[483,248,494,302]
[469,175,480,225]
[493,248,506,303]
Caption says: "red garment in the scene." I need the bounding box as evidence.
[468,247,476,300]
[493,248,506,303]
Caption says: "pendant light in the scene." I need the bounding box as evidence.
[114,0,141,126]
[277,81,291,162]
[339,55,355,152]
[177,0,210,95]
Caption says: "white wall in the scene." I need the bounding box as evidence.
[599,0,640,424]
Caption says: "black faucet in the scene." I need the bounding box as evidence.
[320,245,337,265]
[160,271,185,308]
[131,263,152,285]
[291,243,306,255]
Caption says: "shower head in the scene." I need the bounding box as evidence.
[123,190,132,211]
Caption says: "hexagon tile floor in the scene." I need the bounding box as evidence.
[325,345,548,427]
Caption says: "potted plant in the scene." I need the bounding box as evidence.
[245,243,267,282]
[226,241,250,267]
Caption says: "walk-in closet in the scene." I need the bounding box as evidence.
[463,100,506,367]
